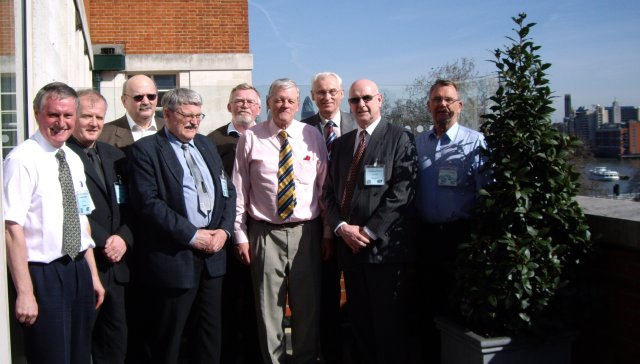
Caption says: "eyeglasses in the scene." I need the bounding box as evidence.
[125,93,157,102]
[314,89,340,97]
[233,99,259,106]
[429,97,460,106]
[348,94,379,105]
[174,110,206,121]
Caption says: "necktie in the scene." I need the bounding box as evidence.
[56,149,82,259]
[325,121,337,160]
[340,130,367,222]
[86,147,106,190]
[277,130,296,220]
[182,143,212,216]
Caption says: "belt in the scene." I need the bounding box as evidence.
[31,250,87,266]
[425,220,469,232]
[250,217,316,229]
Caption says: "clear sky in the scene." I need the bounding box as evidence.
[248,0,639,123]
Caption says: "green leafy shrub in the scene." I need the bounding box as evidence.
[455,13,591,337]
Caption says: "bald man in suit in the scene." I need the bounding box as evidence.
[99,74,164,150]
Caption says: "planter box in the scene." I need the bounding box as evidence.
[435,317,574,364]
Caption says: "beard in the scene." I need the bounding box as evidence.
[234,113,254,127]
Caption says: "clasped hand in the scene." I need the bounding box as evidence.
[192,229,227,254]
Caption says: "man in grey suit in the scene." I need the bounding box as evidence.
[301,71,355,364]
[324,79,417,364]
[99,74,165,150]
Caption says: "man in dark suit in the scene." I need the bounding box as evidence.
[301,72,356,364]
[128,88,236,364]
[206,83,263,364]
[324,79,418,364]
[99,74,165,150]
[67,89,132,364]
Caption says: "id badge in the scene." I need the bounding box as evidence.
[220,173,229,198]
[438,166,458,186]
[76,190,92,215]
[364,165,385,186]
[114,182,127,204]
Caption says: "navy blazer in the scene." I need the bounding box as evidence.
[324,120,418,266]
[67,138,133,283]
[128,128,236,288]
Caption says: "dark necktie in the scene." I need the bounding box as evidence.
[340,130,367,221]
[325,121,337,160]
[56,149,82,259]
[182,143,212,216]
[277,130,296,220]
[86,147,106,190]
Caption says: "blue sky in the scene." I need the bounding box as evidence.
[248,0,639,123]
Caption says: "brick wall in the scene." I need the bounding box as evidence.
[87,0,249,54]
[0,0,15,55]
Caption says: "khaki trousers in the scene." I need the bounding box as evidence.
[248,218,322,364]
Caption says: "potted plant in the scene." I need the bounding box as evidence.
[436,13,592,364]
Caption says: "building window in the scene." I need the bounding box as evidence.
[152,74,177,119]
[1,73,17,157]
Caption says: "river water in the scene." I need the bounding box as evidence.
[572,158,640,198]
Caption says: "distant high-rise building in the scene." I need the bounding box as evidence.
[564,94,574,120]
[628,121,640,155]
[605,105,640,125]
[610,100,622,124]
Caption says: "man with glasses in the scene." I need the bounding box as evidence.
[301,71,355,364]
[415,79,487,362]
[324,79,417,364]
[233,78,329,364]
[100,74,165,149]
[207,83,263,364]
[128,88,235,363]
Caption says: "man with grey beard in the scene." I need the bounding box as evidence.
[207,83,263,364]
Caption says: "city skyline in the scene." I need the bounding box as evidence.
[248,0,639,123]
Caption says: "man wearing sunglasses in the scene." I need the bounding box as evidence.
[100,74,165,150]
[323,79,418,364]
[414,79,487,362]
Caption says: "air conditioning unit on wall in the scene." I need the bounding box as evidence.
[93,44,125,71]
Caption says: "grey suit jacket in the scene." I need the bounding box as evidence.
[99,115,165,150]
[324,120,417,266]
[300,111,357,137]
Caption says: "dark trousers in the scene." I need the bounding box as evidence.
[319,255,343,363]
[24,255,95,364]
[343,263,411,364]
[220,249,262,364]
[92,267,127,364]
[143,255,223,364]
[417,220,471,363]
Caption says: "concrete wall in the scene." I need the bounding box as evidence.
[572,196,640,364]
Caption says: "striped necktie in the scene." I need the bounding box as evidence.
[325,120,337,160]
[56,149,82,258]
[340,130,367,221]
[277,130,296,220]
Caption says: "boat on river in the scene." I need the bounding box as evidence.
[589,167,620,181]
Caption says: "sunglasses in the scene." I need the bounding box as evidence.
[348,94,379,105]
[126,93,157,102]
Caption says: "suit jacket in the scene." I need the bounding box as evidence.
[324,120,417,266]
[128,128,236,288]
[99,115,165,150]
[206,123,239,176]
[301,111,357,137]
[67,138,133,283]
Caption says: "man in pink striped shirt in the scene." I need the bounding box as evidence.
[232,78,330,364]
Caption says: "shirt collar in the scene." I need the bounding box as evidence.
[126,113,158,131]
[227,122,241,137]
[357,117,381,136]
[321,112,342,127]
